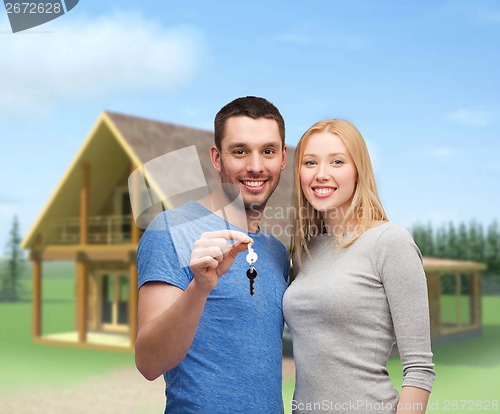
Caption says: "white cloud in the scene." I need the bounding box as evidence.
[429,147,457,158]
[0,12,205,121]
[394,208,465,229]
[439,0,500,25]
[477,9,500,23]
[444,109,493,126]
[0,193,23,203]
[274,26,371,50]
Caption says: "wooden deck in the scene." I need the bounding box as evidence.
[40,331,132,350]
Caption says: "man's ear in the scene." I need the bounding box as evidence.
[281,144,287,170]
[210,145,221,173]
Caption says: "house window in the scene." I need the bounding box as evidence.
[100,273,129,331]
[101,275,113,324]
[118,275,129,325]
[112,186,132,243]
[440,273,472,330]
[121,192,131,236]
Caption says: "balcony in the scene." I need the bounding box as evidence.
[46,215,133,245]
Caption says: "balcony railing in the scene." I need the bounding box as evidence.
[46,215,133,245]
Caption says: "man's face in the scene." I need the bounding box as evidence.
[211,116,286,211]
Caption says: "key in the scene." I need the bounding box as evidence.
[246,266,258,296]
[245,244,258,295]
[246,244,258,265]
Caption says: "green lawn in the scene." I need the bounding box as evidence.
[0,263,134,389]
[41,275,76,334]
[2,266,499,413]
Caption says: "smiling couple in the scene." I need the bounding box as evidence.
[135,96,435,414]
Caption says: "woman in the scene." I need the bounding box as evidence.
[283,120,435,414]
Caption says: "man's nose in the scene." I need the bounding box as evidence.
[246,152,265,173]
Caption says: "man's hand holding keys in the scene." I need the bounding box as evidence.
[189,230,254,293]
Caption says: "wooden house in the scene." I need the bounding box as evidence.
[20,111,294,351]
[21,111,485,352]
[422,257,486,343]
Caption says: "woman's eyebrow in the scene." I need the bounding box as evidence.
[303,152,347,157]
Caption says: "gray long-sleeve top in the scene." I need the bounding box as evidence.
[283,222,436,413]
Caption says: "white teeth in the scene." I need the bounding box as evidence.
[314,188,334,195]
[243,181,264,187]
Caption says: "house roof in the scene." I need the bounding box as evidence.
[423,257,487,273]
[21,111,296,249]
[105,111,220,183]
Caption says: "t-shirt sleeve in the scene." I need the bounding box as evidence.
[376,225,436,392]
[136,212,193,291]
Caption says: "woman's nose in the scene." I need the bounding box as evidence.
[315,164,329,181]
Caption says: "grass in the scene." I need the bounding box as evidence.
[0,301,135,389]
[0,262,134,389]
[2,263,500,413]
[440,294,472,325]
[41,275,76,334]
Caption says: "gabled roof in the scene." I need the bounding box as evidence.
[21,111,296,249]
[105,111,220,184]
[422,257,487,272]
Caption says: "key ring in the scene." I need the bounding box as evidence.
[246,243,258,296]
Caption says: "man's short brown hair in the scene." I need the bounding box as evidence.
[214,96,285,150]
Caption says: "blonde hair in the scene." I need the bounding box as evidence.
[292,120,388,270]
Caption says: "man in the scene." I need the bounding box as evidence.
[135,96,289,413]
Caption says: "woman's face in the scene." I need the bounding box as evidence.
[300,131,358,226]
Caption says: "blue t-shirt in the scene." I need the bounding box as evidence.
[137,201,289,414]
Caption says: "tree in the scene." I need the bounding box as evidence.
[485,220,500,274]
[457,221,469,260]
[467,220,484,262]
[447,221,459,259]
[411,223,425,255]
[435,225,448,258]
[411,222,435,257]
[0,216,26,301]
[425,222,435,256]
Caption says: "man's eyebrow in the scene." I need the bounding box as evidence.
[262,142,281,148]
[227,142,248,149]
[226,142,281,149]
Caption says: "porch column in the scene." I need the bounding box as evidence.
[469,271,482,328]
[426,272,441,337]
[76,253,88,343]
[80,162,90,244]
[129,252,138,347]
[130,163,140,245]
[456,272,462,328]
[31,251,42,338]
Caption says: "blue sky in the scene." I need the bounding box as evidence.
[1,0,499,251]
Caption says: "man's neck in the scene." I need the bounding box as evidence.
[198,187,262,234]
[245,206,262,234]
